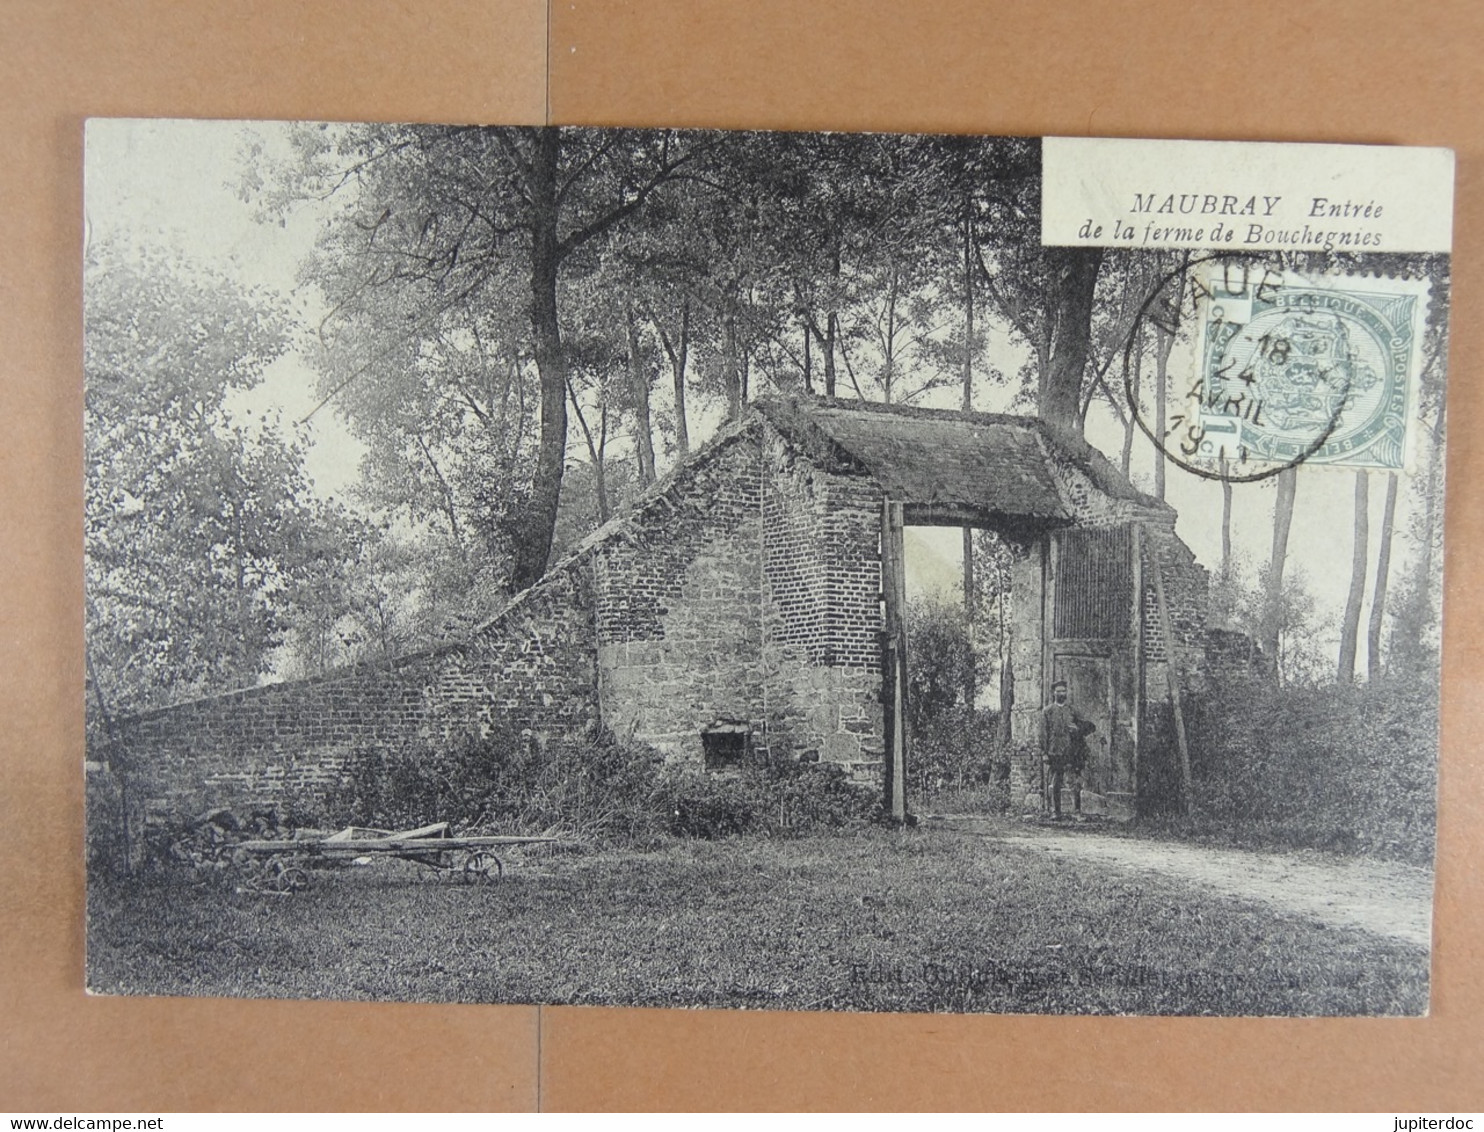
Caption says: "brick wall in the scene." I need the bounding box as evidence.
[106,405,1213,828]
[759,426,885,777]
[1040,443,1148,529]
[1140,521,1211,696]
[114,645,455,822]
[589,418,889,774]
[112,535,603,822]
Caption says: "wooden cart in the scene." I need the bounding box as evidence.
[229,822,562,891]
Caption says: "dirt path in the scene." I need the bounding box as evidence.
[933,816,1434,948]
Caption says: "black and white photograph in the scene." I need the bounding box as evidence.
[83,120,1450,1016]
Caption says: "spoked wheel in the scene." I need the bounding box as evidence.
[273,862,310,893]
[461,851,503,885]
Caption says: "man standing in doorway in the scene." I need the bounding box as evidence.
[1042,680,1093,819]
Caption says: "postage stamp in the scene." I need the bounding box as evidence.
[1182,265,1431,474]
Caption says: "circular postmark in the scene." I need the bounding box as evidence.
[1120,253,1421,484]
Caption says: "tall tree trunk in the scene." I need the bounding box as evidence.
[1115,323,1139,474]
[722,312,743,420]
[626,303,656,486]
[1404,402,1448,658]
[654,301,690,456]
[961,208,975,417]
[822,312,838,397]
[882,261,899,403]
[595,405,609,524]
[1149,272,1184,501]
[1040,247,1104,446]
[513,127,569,592]
[1262,466,1299,671]
[673,301,690,455]
[1367,472,1400,681]
[1120,340,1141,475]
[801,315,813,394]
[1337,471,1369,684]
[567,379,609,524]
[1153,328,1171,501]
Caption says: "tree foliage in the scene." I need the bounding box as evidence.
[84,243,353,716]
[259,128,1089,604]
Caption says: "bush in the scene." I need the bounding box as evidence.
[1184,674,1438,863]
[318,725,880,845]
[910,706,1004,797]
[660,771,764,838]
[321,724,671,843]
[651,752,879,839]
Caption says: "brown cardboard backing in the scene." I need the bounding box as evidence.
[0,0,546,1112]
[5,0,1482,1111]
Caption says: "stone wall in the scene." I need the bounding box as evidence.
[1006,537,1048,807]
[594,428,766,762]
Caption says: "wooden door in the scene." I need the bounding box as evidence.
[1047,526,1141,818]
[1053,653,1115,795]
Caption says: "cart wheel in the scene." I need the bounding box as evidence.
[274,863,310,893]
[462,851,502,885]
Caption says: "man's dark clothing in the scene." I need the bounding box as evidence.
[1043,699,1094,816]
[1043,702,1078,771]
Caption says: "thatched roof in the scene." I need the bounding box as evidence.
[753,396,1165,525]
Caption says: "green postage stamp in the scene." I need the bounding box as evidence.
[1184,266,1432,474]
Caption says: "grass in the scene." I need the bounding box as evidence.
[87,824,1427,1015]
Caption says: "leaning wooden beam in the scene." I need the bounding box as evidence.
[386,821,451,841]
[881,497,909,823]
[233,836,563,853]
[1150,549,1194,817]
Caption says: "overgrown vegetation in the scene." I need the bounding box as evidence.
[1181,674,1437,865]
[905,594,1010,812]
[317,725,877,845]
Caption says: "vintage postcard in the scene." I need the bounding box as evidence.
[84,122,1450,1015]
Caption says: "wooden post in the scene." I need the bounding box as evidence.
[1150,545,1194,817]
[1130,524,1144,795]
[881,499,909,823]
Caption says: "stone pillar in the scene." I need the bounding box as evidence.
[1008,536,1047,810]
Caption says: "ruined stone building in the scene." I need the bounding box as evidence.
[110,396,1212,825]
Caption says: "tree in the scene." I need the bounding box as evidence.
[84,243,350,715]
[1383,257,1450,675]
[1366,472,1400,682]
[1337,471,1369,683]
[269,124,713,592]
[1260,467,1299,666]
[966,137,1105,446]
